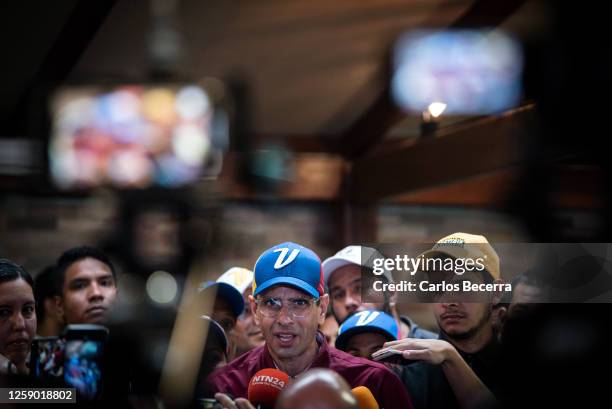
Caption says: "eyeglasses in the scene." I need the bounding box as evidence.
[255,296,320,319]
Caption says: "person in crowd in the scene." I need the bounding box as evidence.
[490,269,548,343]
[335,310,398,360]
[195,315,230,401]
[323,245,436,339]
[320,312,339,347]
[215,267,265,359]
[34,265,64,337]
[201,316,229,371]
[206,242,413,409]
[199,271,245,336]
[509,269,548,310]
[55,246,118,327]
[0,259,36,375]
[379,233,501,409]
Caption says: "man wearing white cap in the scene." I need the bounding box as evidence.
[216,267,265,359]
[323,245,436,339]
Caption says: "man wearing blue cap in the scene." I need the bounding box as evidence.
[335,310,399,360]
[199,278,245,335]
[205,242,413,409]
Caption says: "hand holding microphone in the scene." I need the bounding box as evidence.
[211,368,289,409]
[213,368,382,409]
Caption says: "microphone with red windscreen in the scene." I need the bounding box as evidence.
[352,386,380,409]
[247,368,290,409]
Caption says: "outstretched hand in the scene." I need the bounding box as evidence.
[380,338,455,365]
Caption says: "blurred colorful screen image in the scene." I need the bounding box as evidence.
[64,340,104,400]
[392,29,523,115]
[49,84,214,189]
[36,338,65,378]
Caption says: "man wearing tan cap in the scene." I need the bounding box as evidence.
[374,233,503,409]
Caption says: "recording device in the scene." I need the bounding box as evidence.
[29,336,65,381]
[352,386,380,409]
[29,325,109,400]
[47,82,227,190]
[247,368,290,409]
[64,324,108,400]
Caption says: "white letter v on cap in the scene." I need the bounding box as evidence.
[273,248,300,269]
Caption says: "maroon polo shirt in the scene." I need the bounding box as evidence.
[205,332,413,409]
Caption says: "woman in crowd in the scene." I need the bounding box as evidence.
[0,259,36,375]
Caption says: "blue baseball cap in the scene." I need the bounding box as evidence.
[335,310,399,351]
[253,242,325,298]
[198,281,245,318]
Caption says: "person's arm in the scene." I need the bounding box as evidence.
[382,339,495,409]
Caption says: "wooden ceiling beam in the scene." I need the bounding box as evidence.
[218,144,604,210]
[449,0,525,28]
[349,105,538,202]
[390,166,604,209]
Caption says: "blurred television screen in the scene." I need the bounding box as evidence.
[49,83,218,189]
[391,29,523,116]
[65,339,104,400]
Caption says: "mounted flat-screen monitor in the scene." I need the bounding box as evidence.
[391,29,523,116]
[48,83,223,190]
